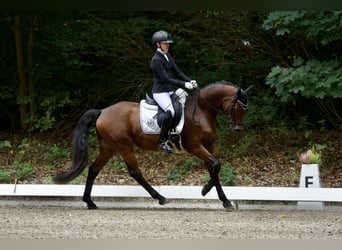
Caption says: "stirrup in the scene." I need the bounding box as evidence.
[158,140,173,154]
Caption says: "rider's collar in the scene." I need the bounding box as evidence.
[157,48,168,54]
[157,48,169,62]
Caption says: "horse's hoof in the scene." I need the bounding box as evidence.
[223,201,235,211]
[86,201,98,210]
[159,198,170,205]
[201,185,210,196]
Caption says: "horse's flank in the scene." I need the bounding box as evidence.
[97,101,159,151]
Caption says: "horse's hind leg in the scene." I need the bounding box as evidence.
[83,149,113,209]
[122,150,168,205]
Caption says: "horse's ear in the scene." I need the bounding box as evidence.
[235,88,241,101]
[245,85,254,93]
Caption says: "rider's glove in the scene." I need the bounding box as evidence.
[184,82,194,90]
[190,80,198,88]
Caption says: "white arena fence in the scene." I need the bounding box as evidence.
[1,184,342,203]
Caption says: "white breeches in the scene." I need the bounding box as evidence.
[153,91,175,117]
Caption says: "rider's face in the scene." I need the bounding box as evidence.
[158,42,170,52]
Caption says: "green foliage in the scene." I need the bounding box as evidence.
[12,160,34,180]
[262,11,306,35]
[30,90,80,131]
[0,137,71,183]
[263,11,342,129]
[165,158,199,182]
[220,162,236,186]
[0,170,11,183]
[266,58,342,102]
[262,11,342,44]
[6,139,35,180]
[43,144,69,169]
[234,133,256,157]
[165,169,182,182]
[245,88,289,128]
[0,140,11,149]
[107,160,126,170]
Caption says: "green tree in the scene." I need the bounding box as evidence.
[2,13,38,130]
[263,11,342,129]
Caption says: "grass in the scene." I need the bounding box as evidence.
[0,169,11,183]
[165,158,200,182]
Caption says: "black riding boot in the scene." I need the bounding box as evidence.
[158,110,173,153]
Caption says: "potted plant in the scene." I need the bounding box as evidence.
[298,144,322,165]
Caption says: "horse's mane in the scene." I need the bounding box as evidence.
[200,80,248,106]
[202,80,237,90]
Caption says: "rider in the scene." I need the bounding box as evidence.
[151,30,197,153]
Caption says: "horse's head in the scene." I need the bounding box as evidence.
[223,85,252,131]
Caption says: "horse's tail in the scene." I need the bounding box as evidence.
[53,109,101,184]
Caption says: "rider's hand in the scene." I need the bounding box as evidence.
[190,80,198,88]
[184,82,194,90]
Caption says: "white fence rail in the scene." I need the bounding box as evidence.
[1,184,342,202]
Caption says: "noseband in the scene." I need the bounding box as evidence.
[226,96,248,127]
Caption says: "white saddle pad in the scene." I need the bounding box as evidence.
[139,89,187,134]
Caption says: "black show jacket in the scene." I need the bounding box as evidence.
[151,50,191,93]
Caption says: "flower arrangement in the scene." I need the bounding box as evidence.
[298,144,323,164]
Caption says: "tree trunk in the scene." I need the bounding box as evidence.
[28,16,37,130]
[13,15,28,130]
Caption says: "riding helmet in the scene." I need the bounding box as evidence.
[152,30,173,47]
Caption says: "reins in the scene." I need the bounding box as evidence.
[191,87,201,125]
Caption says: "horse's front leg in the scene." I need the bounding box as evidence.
[206,156,234,210]
[201,157,217,196]
[192,146,234,210]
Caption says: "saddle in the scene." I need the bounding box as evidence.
[139,88,187,135]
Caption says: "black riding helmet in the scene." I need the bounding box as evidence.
[152,30,173,47]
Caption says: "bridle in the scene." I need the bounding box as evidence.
[225,94,248,128]
[192,87,248,127]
